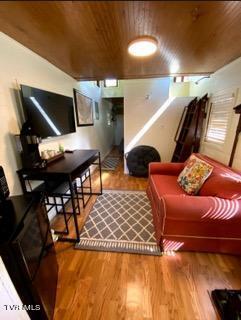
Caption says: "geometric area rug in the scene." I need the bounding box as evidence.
[75,190,161,256]
[101,156,120,171]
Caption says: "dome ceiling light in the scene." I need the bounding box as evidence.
[128,37,158,57]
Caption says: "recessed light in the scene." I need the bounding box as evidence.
[128,37,158,57]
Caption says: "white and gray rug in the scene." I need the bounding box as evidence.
[75,190,161,255]
[101,157,120,171]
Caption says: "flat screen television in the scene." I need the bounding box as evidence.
[20,85,76,138]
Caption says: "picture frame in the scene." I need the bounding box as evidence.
[94,101,99,120]
[73,89,94,126]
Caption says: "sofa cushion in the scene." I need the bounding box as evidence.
[177,155,213,195]
[199,175,241,200]
[193,154,241,200]
[149,175,185,197]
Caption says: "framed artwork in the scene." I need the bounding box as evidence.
[73,89,93,126]
[94,101,99,120]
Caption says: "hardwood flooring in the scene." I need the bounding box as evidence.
[53,158,241,320]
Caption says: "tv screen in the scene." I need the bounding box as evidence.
[20,85,76,138]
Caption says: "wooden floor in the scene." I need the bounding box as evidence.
[53,158,241,320]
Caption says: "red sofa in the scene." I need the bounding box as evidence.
[146,153,241,255]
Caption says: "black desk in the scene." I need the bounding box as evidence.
[17,149,102,243]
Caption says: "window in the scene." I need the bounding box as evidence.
[205,92,234,144]
[104,79,118,87]
[173,76,189,83]
[173,76,183,83]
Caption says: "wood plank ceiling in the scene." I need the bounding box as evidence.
[0,1,241,80]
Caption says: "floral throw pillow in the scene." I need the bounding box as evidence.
[177,155,213,195]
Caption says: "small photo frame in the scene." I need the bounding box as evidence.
[73,89,93,126]
[94,101,99,120]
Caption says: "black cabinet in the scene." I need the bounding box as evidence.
[0,195,58,319]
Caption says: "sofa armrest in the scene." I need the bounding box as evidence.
[161,194,240,221]
[149,162,184,176]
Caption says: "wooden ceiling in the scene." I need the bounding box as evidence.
[0,1,241,80]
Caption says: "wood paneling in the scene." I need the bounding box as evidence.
[52,158,241,320]
[0,1,241,80]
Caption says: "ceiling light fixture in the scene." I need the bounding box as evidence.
[128,37,158,57]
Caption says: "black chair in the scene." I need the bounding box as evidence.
[44,168,92,235]
[74,167,92,208]
[18,168,93,236]
[44,180,81,235]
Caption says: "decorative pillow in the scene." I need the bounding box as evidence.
[177,155,213,195]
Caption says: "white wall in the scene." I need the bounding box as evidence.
[124,78,169,153]
[0,257,30,320]
[189,57,241,170]
[169,81,190,97]
[0,33,114,195]
[123,78,192,162]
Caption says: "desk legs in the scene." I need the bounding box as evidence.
[98,151,103,195]
[69,176,80,242]
[58,176,80,243]
[90,151,103,195]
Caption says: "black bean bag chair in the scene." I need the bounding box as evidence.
[126,145,161,177]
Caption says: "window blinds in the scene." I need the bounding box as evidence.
[205,92,234,144]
